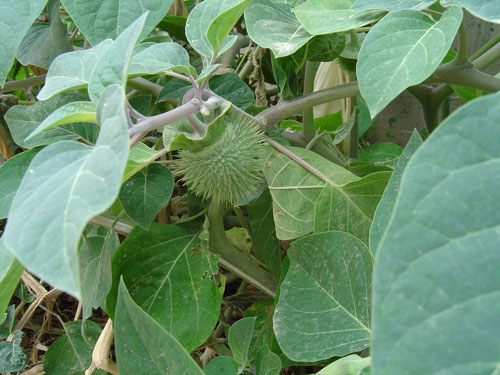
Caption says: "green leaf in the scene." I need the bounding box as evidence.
[359,143,403,168]
[441,0,500,23]
[0,0,47,86]
[263,147,359,240]
[256,345,282,375]
[0,305,15,339]
[357,7,463,117]
[115,279,205,375]
[27,101,97,140]
[16,0,71,69]
[79,227,119,320]
[274,231,373,361]
[186,0,251,60]
[209,73,254,109]
[247,190,281,278]
[0,330,26,372]
[129,42,195,77]
[347,162,392,178]
[307,33,346,62]
[0,148,40,218]
[372,92,500,374]
[313,172,391,245]
[369,130,422,254]
[0,239,23,318]
[3,85,129,298]
[60,0,174,45]
[107,224,222,352]
[293,0,384,35]
[245,0,313,57]
[119,164,174,229]
[43,320,102,375]
[316,355,371,375]
[204,356,239,375]
[37,39,113,101]
[123,142,158,181]
[351,0,435,11]
[157,78,192,103]
[5,93,97,148]
[228,316,256,367]
[88,12,148,103]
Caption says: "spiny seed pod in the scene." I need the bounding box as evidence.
[176,112,265,204]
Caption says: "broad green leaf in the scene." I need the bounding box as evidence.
[0,0,47,86]
[228,316,256,367]
[129,42,195,77]
[357,7,462,117]
[209,73,254,109]
[372,92,500,375]
[369,130,422,254]
[43,320,102,375]
[123,142,158,181]
[359,143,403,168]
[0,239,23,318]
[27,102,97,140]
[347,162,392,178]
[186,0,251,60]
[247,190,281,278]
[293,0,384,36]
[274,231,373,361]
[60,0,174,45]
[157,78,192,103]
[204,356,239,375]
[0,148,40,218]
[0,330,26,372]
[5,93,97,148]
[307,33,346,62]
[37,40,112,101]
[88,13,148,103]
[313,172,391,245]
[441,0,500,23]
[119,164,174,229]
[3,85,129,298]
[351,0,435,11]
[107,224,222,352]
[245,0,313,57]
[79,227,119,320]
[115,279,205,375]
[263,147,359,240]
[16,0,71,69]
[256,345,281,375]
[316,355,371,375]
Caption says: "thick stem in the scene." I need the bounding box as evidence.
[302,61,317,141]
[129,99,201,135]
[0,75,46,93]
[220,35,250,67]
[453,19,469,65]
[428,64,500,92]
[208,201,277,297]
[256,82,360,130]
[127,77,162,97]
[473,41,500,71]
[471,33,500,61]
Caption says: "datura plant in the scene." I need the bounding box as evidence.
[0,1,500,375]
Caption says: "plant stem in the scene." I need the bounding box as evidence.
[428,64,500,92]
[234,206,251,234]
[473,41,500,71]
[349,97,359,160]
[127,77,162,97]
[0,74,46,93]
[129,99,201,135]
[302,61,317,141]
[471,32,500,61]
[256,82,360,130]
[452,19,469,65]
[208,201,277,297]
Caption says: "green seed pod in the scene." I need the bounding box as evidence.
[176,112,265,204]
